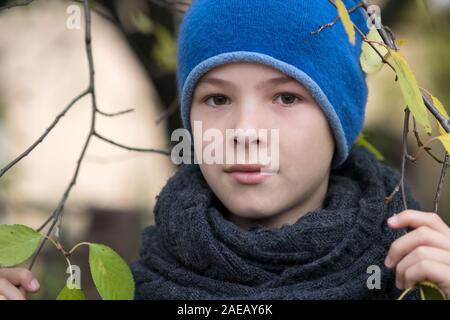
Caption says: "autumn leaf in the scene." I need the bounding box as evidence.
[389,50,432,134]
[360,27,389,74]
[421,89,449,136]
[336,0,355,45]
[437,133,450,155]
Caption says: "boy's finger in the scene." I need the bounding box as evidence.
[19,287,27,298]
[385,226,450,268]
[403,260,450,294]
[0,268,40,292]
[395,246,450,289]
[0,278,26,300]
[388,210,450,236]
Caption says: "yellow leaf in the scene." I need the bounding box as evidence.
[336,0,355,45]
[431,96,449,136]
[360,27,389,74]
[437,133,450,155]
[389,50,432,134]
[421,89,449,136]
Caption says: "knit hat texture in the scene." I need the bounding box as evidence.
[176,0,370,168]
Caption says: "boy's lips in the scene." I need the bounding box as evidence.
[224,164,272,185]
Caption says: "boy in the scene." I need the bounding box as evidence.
[1,0,450,300]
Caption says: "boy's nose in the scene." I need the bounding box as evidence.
[233,131,260,148]
[229,107,267,148]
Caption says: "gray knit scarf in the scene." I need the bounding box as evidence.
[131,145,421,299]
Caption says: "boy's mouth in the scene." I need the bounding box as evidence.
[224,164,271,185]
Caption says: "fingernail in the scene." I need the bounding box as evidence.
[385,256,392,268]
[30,279,40,291]
[388,216,398,225]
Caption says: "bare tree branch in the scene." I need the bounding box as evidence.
[0,89,89,179]
[94,131,171,156]
[22,0,170,271]
[433,153,450,213]
[155,96,179,125]
[97,107,135,117]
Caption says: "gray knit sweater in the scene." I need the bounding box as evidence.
[131,145,421,299]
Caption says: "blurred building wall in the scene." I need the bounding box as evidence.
[0,0,175,239]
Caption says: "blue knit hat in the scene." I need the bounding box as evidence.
[176,0,370,168]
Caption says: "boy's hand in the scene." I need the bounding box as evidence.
[0,268,40,300]
[385,209,450,296]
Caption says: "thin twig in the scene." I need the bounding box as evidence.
[27,0,170,270]
[312,1,396,72]
[359,1,397,50]
[408,136,444,163]
[311,1,364,35]
[400,108,410,211]
[94,131,171,156]
[2,0,171,271]
[97,107,135,117]
[353,24,396,72]
[420,88,450,133]
[433,153,449,213]
[0,90,89,179]
[28,213,58,270]
[385,108,410,208]
[360,2,450,134]
[155,96,179,124]
[411,117,444,164]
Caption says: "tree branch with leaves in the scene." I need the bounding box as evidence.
[312,0,450,300]
[0,0,171,300]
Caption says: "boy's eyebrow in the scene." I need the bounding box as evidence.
[256,76,299,89]
[197,77,236,88]
[197,75,299,89]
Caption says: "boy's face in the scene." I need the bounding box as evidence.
[190,62,335,228]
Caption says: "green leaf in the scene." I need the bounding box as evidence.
[88,243,135,300]
[0,224,42,267]
[56,285,85,300]
[419,281,447,300]
[360,27,389,74]
[355,133,385,161]
[336,0,355,45]
[389,50,432,134]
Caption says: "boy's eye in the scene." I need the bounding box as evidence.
[204,95,230,107]
[274,93,302,106]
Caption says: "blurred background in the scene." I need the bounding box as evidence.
[0,0,449,299]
